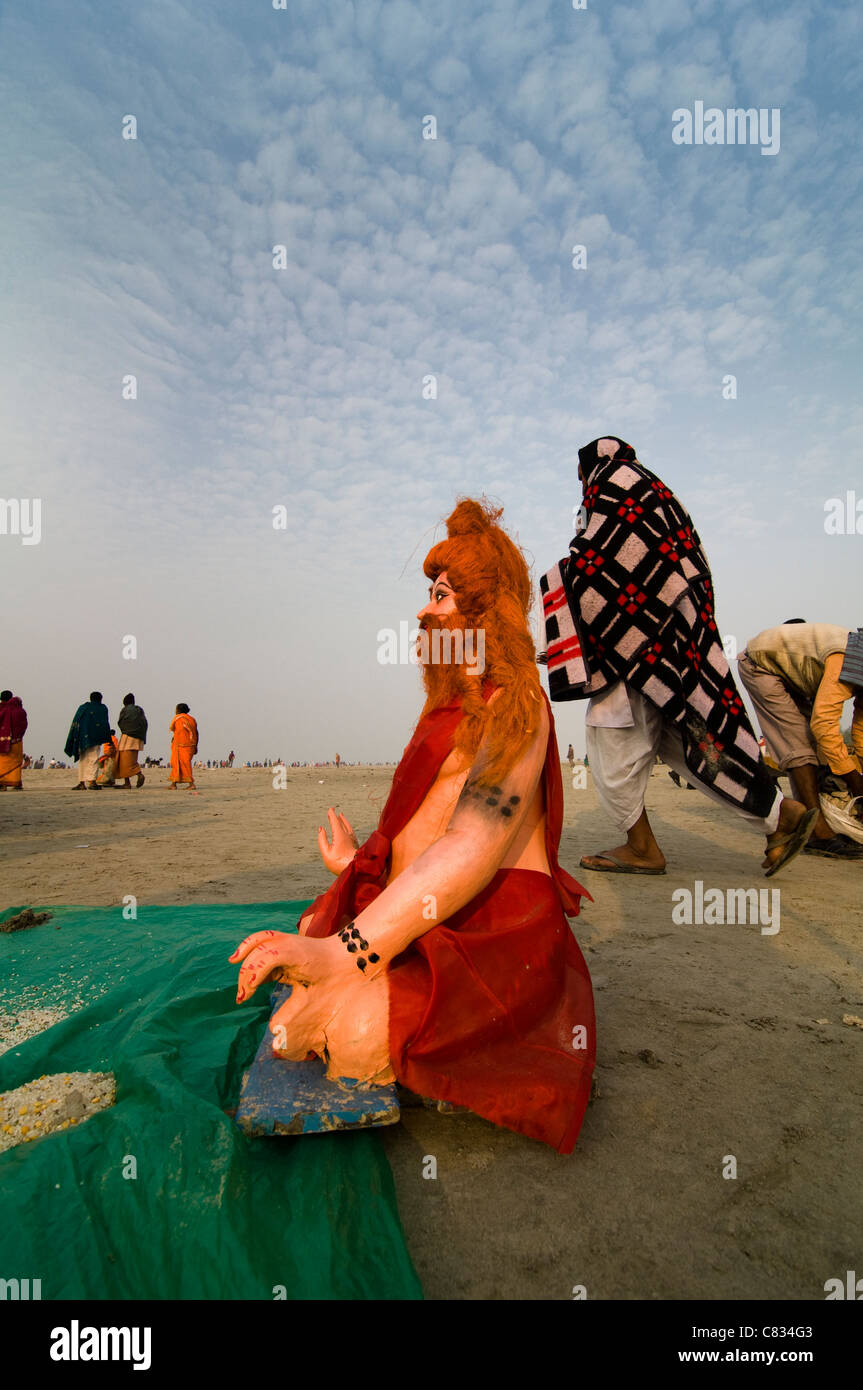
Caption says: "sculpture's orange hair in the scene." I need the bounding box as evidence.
[421,497,542,786]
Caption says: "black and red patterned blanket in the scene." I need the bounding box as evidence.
[540,442,775,817]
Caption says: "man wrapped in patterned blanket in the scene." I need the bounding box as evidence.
[540,436,816,877]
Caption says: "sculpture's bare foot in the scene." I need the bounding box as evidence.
[230,929,393,1086]
[270,971,394,1087]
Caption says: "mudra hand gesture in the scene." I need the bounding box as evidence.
[317,807,359,874]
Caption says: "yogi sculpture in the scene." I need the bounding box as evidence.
[231,499,595,1154]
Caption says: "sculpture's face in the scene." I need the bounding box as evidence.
[416,569,460,665]
[415,567,477,702]
[417,569,457,624]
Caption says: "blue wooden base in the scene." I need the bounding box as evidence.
[236,985,401,1136]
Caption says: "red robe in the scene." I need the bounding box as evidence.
[305,692,596,1154]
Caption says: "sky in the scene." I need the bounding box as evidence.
[1,0,861,763]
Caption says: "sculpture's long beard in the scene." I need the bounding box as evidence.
[419,614,476,711]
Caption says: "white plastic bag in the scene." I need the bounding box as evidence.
[819,793,863,845]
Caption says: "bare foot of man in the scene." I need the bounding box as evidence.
[580,808,667,874]
[762,799,818,875]
[580,843,667,874]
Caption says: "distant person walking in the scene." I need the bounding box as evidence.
[116,693,147,788]
[0,691,28,790]
[227,750,235,767]
[65,692,112,790]
[566,743,575,772]
[170,704,199,790]
[335,752,341,770]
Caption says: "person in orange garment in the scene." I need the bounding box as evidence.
[169,703,198,789]
[230,498,596,1155]
[0,691,28,790]
[95,730,119,786]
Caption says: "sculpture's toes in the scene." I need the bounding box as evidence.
[319,974,393,1086]
[268,988,330,1061]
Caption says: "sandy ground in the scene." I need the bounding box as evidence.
[1,763,862,1300]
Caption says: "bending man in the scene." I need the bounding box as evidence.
[738,622,863,860]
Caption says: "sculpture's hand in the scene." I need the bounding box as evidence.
[317,808,359,875]
[230,929,341,1000]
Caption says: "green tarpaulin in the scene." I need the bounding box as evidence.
[0,901,421,1300]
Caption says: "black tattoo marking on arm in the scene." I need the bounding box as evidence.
[458,777,524,820]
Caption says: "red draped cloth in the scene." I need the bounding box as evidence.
[304,690,596,1154]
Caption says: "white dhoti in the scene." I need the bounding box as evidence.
[78,745,101,784]
[585,683,782,835]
